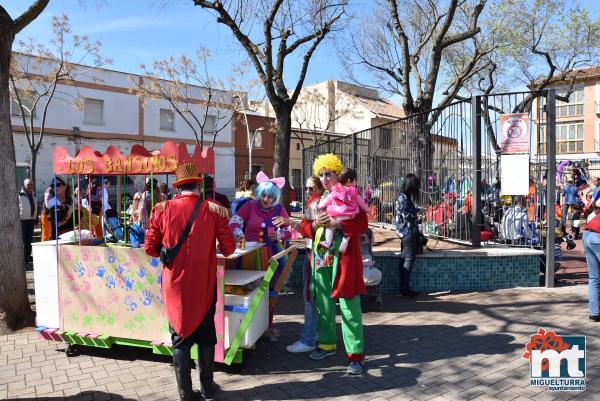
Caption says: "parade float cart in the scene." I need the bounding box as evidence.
[33,142,298,365]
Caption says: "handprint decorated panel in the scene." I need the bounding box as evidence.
[58,245,170,342]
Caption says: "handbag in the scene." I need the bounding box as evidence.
[587,212,600,233]
[160,198,203,266]
[416,232,428,254]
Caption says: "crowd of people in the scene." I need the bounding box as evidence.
[18,154,600,401]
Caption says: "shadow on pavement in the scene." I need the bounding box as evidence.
[217,320,520,399]
[5,391,138,400]
[53,343,172,364]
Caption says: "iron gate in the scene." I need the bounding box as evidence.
[302,90,557,250]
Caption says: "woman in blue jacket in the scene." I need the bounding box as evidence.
[395,174,421,297]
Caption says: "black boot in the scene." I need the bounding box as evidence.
[198,345,218,400]
[399,287,419,298]
[173,348,195,401]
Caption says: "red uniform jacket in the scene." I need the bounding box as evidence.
[300,201,368,299]
[144,192,235,338]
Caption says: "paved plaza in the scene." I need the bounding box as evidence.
[1,284,599,401]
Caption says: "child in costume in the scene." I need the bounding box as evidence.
[317,168,369,253]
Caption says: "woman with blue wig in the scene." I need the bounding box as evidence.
[229,171,292,340]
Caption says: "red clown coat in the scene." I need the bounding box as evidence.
[144,192,235,338]
[299,208,368,299]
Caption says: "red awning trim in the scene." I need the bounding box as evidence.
[53,141,215,175]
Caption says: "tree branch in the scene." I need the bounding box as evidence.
[13,0,49,34]
[441,0,485,49]
[386,0,414,109]
[291,11,343,105]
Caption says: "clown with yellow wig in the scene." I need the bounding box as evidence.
[295,153,368,375]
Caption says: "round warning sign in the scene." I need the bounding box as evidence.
[500,113,529,153]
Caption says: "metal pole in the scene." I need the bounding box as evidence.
[545,90,556,288]
[242,111,251,178]
[301,147,306,206]
[352,132,358,171]
[471,95,482,248]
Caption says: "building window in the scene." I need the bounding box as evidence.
[540,123,584,154]
[292,169,301,190]
[247,129,263,148]
[296,143,301,151]
[556,87,584,117]
[380,127,392,149]
[159,108,174,130]
[253,130,263,148]
[204,115,217,135]
[83,98,104,125]
[11,90,36,118]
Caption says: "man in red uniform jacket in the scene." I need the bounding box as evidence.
[145,163,235,401]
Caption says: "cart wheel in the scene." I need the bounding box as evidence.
[65,344,79,357]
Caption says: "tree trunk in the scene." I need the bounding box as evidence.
[273,105,292,211]
[0,20,32,333]
[30,147,37,186]
[406,106,433,195]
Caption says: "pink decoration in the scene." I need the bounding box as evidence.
[256,171,285,189]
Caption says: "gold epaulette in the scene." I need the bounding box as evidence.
[154,201,167,212]
[207,201,228,218]
[149,201,167,220]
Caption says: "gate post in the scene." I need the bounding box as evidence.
[471,95,482,248]
[301,147,306,206]
[352,132,358,171]
[545,90,556,288]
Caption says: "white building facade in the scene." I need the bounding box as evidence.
[10,54,238,197]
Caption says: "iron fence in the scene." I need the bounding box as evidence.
[303,90,556,249]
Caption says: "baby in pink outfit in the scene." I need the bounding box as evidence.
[318,168,369,252]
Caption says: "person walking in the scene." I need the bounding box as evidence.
[144,163,235,401]
[19,178,37,262]
[395,173,421,298]
[562,179,577,230]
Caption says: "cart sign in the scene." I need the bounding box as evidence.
[53,141,215,175]
[500,113,530,154]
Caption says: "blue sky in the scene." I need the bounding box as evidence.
[3,1,343,88]
[3,0,600,102]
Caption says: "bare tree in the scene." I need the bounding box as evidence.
[10,14,110,186]
[453,0,600,154]
[131,48,256,148]
[342,0,487,176]
[0,1,49,334]
[291,86,361,148]
[490,0,600,112]
[344,1,487,116]
[192,0,348,206]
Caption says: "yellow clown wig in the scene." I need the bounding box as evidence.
[313,153,344,177]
